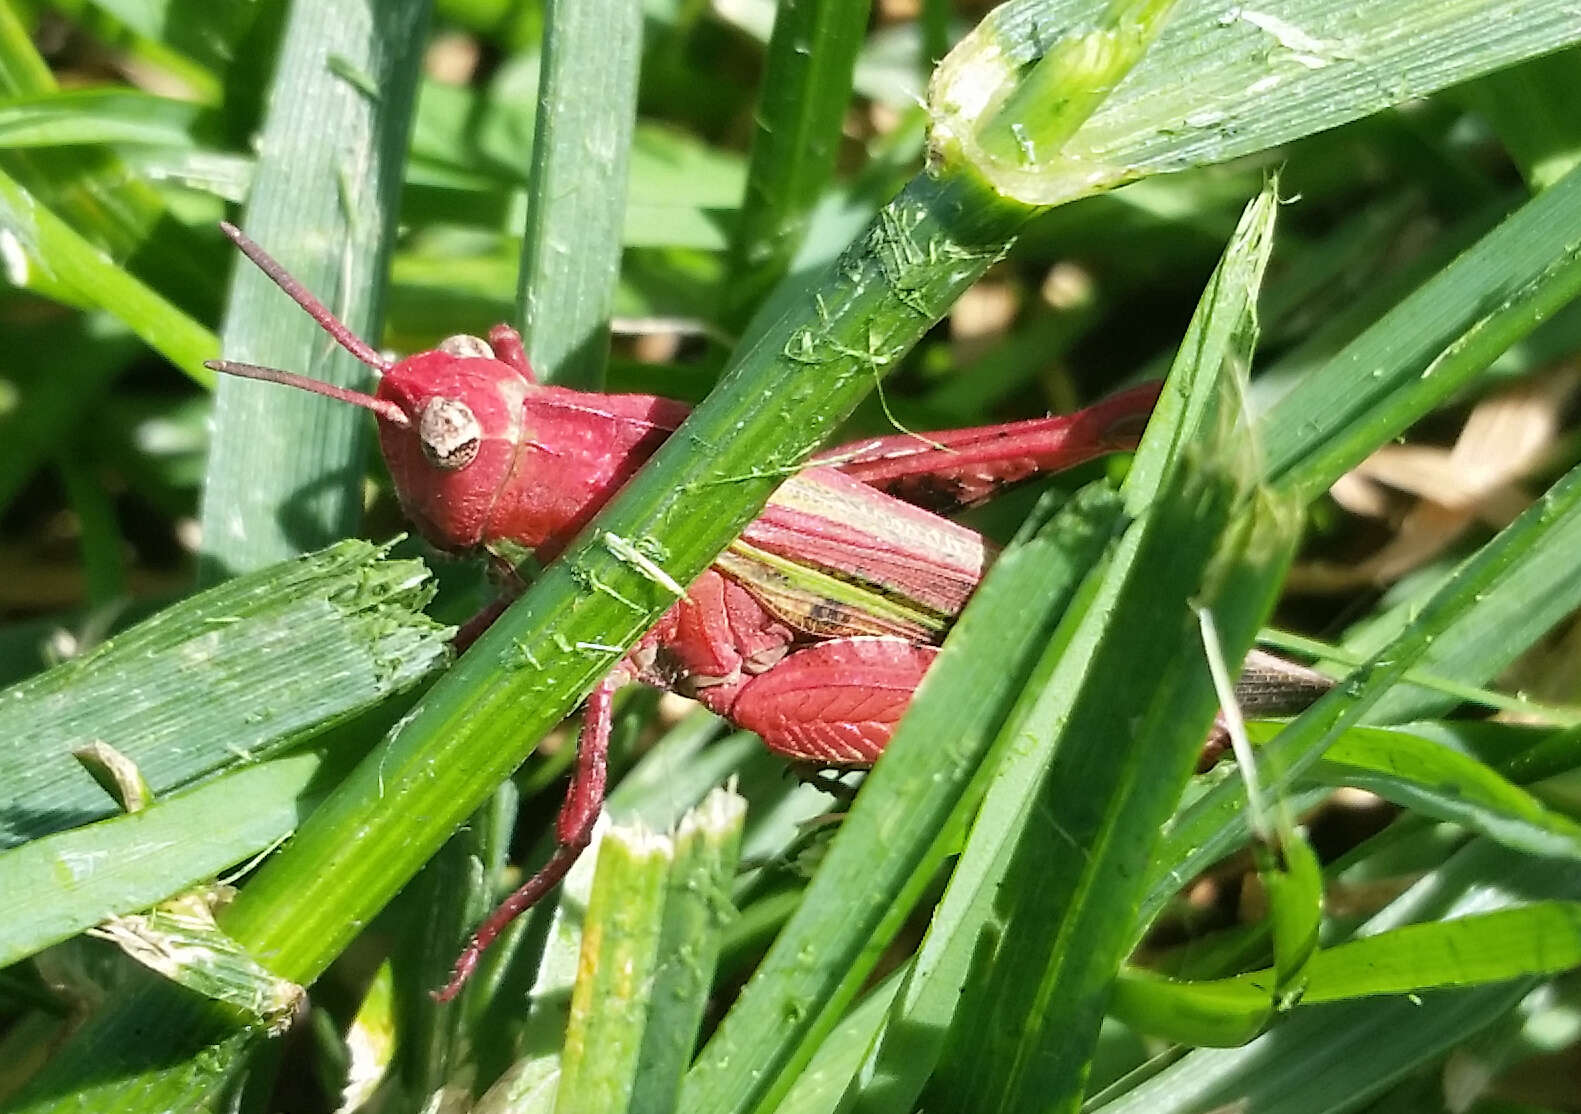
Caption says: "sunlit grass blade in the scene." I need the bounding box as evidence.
[0,539,448,850]
[1110,902,1581,1047]
[1097,839,1581,1114]
[932,0,1581,205]
[0,165,215,377]
[551,824,672,1113]
[515,0,643,387]
[841,180,1280,1114]
[1310,724,1581,860]
[197,0,430,579]
[0,748,332,969]
[628,789,747,1114]
[550,789,745,1114]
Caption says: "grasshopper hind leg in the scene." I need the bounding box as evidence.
[717,636,938,767]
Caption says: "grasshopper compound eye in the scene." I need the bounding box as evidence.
[418,397,482,470]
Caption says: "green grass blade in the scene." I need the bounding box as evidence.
[196,0,430,579]
[0,539,448,850]
[551,825,671,1113]
[722,0,872,326]
[0,165,215,378]
[842,181,1280,1114]
[776,972,906,1114]
[933,0,1581,205]
[386,793,510,1106]
[1144,450,1581,929]
[0,89,202,149]
[515,0,643,387]
[1097,840,1581,1114]
[1351,486,1581,723]
[0,3,52,92]
[1312,725,1581,861]
[0,749,330,969]
[1111,902,1581,1047]
[1257,903,1581,1004]
[628,789,746,1114]
[1262,161,1581,503]
[551,789,745,1114]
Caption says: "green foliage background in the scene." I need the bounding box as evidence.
[3,0,1581,1111]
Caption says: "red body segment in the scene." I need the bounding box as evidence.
[374,350,688,558]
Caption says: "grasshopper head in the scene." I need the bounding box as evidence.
[206,223,537,553]
[373,341,531,551]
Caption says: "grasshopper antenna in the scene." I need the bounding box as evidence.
[219,221,390,373]
[206,359,411,429]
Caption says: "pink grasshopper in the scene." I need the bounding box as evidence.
[210,224,1329,1000]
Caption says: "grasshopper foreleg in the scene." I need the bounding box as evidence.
[432,673,618,1002]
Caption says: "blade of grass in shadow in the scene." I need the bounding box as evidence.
[196,0,429,580]
[0,318,138,518]
[722,0,872,328]
[55,447,125,609]
[514,0,642,388]
[386,786,513,1109]
[1460,45,1581,192]
[1261,161,1581,504]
